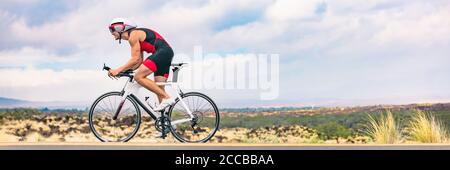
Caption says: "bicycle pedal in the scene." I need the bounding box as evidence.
[156,134,168,139]
[154,129,170,138]
[154,133,166,139]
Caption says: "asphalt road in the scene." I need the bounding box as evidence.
[1,143,450,150]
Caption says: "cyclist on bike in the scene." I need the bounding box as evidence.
[107,17,175,111]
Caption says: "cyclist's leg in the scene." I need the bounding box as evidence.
[153,55,172,102]
[150,41,174,102]
[155,76,168,103]
[134,61,170,99]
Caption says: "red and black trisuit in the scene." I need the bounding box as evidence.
[129,28,174,78]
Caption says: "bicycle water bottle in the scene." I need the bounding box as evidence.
[145,96,157,109]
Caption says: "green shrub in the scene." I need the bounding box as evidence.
[315,122,352,140]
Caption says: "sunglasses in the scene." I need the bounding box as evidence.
[108,23,125,33]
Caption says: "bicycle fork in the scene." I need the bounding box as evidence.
[112,99,126,120]
[113,81,135,120]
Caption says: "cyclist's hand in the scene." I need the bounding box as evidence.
[108,69,120,79]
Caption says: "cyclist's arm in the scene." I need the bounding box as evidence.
[116,33,142,72]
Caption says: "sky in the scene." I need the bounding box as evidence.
[0,0,450,108]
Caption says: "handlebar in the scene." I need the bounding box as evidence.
[103,62,187,79]
[103,63,134,79]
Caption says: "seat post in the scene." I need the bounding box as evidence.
[172,67,180,82]
[170,63,186,82]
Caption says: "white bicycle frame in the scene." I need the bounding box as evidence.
[116,65,194,126]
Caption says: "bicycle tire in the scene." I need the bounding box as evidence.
[167,92,220,143]
[88,91,141,142]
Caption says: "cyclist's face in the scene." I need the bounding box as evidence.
[111,32,120,40]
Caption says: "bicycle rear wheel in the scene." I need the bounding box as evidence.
[88,92,141,142]
[168,92,220,143]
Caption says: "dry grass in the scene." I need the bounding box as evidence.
[0,116,370,144]
[365,110,403,144]
[406,110,448,143]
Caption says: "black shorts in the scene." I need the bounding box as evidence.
[142,40,174,78]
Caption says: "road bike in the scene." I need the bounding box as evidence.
[88,63,220,143]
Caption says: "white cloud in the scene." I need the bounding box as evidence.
[1,0,450,106]
[1,0,41,5]
[0,47,76,68]
[4,0,274,66]
[372,2,450,46]
[0,67,124,101]
[0,68,98,87]
[265,0,324,21]
[6,0,271,52]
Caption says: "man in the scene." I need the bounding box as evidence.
[107,17,175,111]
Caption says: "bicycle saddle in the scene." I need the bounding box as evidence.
[171,63,187,67]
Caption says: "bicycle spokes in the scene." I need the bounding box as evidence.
[168,92,220,143]
[89,92,141,142]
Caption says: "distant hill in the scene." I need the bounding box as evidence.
[0,97,31,107]
[0,97,88,109]
[221,103,450,116]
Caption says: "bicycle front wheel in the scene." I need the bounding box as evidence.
[88,92,141,142]
[168,92,220,143]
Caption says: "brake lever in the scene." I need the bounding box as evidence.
[104,63,118,80]
[103,63,111,71]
